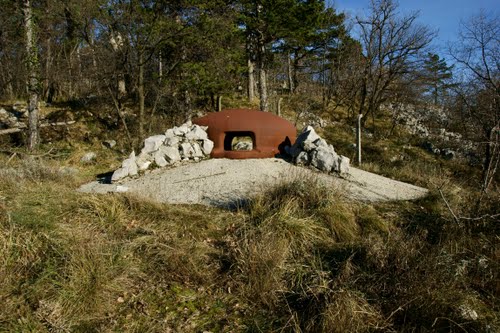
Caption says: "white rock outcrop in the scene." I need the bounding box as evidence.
[112,122,213,182]
[288,126,350,175]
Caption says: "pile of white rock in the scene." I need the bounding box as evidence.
[112,121,213,182]
[286,126,350,175]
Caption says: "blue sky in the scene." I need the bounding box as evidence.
[333,0,499,51]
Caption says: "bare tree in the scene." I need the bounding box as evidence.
[449,11,499,195]
[23,0,40,150]
[355,0,435,127]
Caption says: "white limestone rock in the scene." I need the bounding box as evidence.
[192,142,204,157]
[164,135,180,147]
[337,155,350,174]
[295,126,321,152]
[111,168,129,182]
[173,124,190,136]
[185,125,208,141]
[142,135,166,154]
[155,155,168,167]
[180,142,195,158]
[310,146,337,172]
[154,146,180,166]
[164,146,181,163]
[200,139,214,155]
[313,138,328,149]
[123,151,138,176]
[112,151,138,182]
[165,128,176,138]
[296,151,309,165]
[136,152,153,171]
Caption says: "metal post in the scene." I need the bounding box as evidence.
[357,114,363,165]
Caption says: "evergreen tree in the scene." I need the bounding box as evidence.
[237,0,338,110]
[422,53,454,104]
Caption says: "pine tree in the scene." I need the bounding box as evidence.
[422,53,454,105]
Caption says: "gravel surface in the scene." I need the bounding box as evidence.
[79,158,428,206]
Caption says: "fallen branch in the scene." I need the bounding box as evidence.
[7,152,17,164]
[0,147,55,158]
[0,128,22,135]
[439,188,500,223]
[0,120,76,135]
[41,120,76,127]
[439,189,460,224]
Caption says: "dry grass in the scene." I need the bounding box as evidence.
[0,146,498,332]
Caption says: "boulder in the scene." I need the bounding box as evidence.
[142,135,166,154]
[185,125,208,141]
[163,146,181,163]
[311,146,337,172]
[192,142,204,157]
[296,151,309,165]
[164,135,180,147]
[180,142,195,158]
[111,168,128,182]
[313,138,328,149]
[112,151,137,182]
[165,128,176,138]
[337,156,350,174]
[154,154,168,167]
[122,151,138,176]
[200,139,214,155]
[173,124,190,136]
[115,185,129,193]
[295,126,321,151]
[154,145,180,167]
[136,152,152,171]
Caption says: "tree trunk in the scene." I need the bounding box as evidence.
[292,51,300,94]
[257,39,268,111]
[43,36,51,101]
[248,58,255,101]
[158,50,163,83]
[482,125,500,193]
[258,65,268,111]
[138,51,145,143]
[287,51,294,94]
[3,68,14,100]
[23,0,40,150]
[110,32,126,102]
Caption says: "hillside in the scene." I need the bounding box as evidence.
[0,101,498,332]
[0,0,498,330]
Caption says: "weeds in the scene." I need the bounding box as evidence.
[0,147,498,332]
